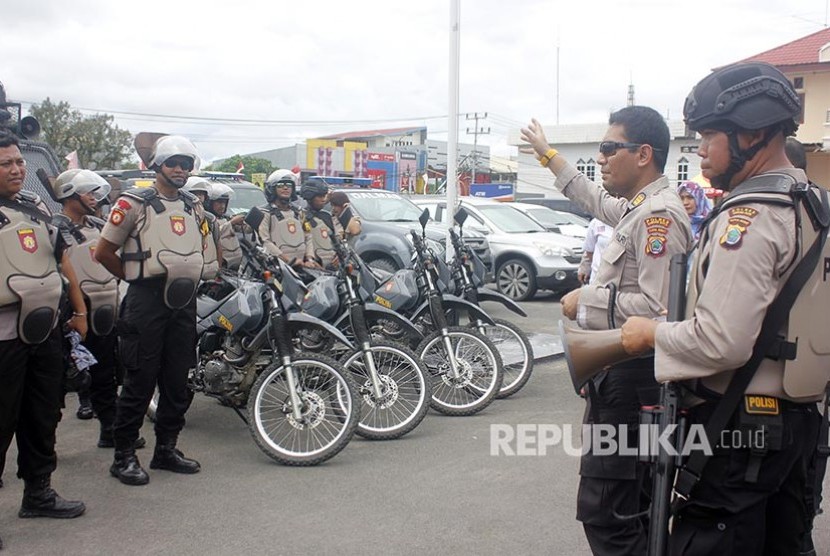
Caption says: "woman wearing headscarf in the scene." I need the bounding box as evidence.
[677,180,711,240]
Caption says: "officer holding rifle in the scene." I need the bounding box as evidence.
[622,62,829,554]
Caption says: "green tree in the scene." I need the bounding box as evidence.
[29,98,135,170]
[210,155,275,182]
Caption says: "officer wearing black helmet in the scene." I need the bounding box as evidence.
[300,181,338,269]
[622,62,830,554]
[259,169,314,270]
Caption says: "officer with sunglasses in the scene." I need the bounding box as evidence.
[95,135,207,486]
[522,107,693,556]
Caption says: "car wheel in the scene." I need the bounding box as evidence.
[496,258,537,301]
[367,256,399,274]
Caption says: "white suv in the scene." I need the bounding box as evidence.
[411,196,583,301]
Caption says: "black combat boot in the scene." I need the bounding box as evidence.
[149,441,200,474]
[18,475,85,518]
[76,392,94,420]
[110,450,150,486]
[97,426,146,450]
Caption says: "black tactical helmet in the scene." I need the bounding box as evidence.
[683,62,800,135]
[300,181,329,201]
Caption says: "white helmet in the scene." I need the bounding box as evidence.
[207,182,234,202]
[53,169,112,202]
[148,135,201,172]
[265,168,298,187]
[183,176,212,196]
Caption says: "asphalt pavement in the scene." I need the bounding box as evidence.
[0,291,827,555]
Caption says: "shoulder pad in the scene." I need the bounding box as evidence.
[647,192,667,213]
[179,189,197,203]
[16,190,40,204]
[122,187,158,202]
[204,211,216,223]
[87,215,107,229]
[51,213,72,227]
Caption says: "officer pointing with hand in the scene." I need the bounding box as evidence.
[95,134,206,486]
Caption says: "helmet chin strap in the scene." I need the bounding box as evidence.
[709,128,775,190]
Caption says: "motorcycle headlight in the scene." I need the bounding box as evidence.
[534,242,571,257]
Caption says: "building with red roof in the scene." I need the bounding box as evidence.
[736,28,830,186]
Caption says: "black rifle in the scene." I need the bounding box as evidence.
[644,252,687,556]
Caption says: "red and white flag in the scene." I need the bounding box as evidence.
[65,151,80,169]
[236,161,245,173]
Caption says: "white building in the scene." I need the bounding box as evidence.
[507,120,700,199]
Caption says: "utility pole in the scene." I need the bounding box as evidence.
[465,112,490,187]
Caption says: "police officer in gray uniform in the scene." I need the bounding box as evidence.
[258,169,314,270]
[522,107,693,556]
[300,181,338,269]
[183,176,221,279]
[205,182,242,270]
[51,169,143,450]
[622,62,828,554]
[95,135,207,486]
[0,131,87,548]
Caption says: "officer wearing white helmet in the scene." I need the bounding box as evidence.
[258,169,314,269]
[183,176,221,278]
[51,169,143,450]
[300,181,337,269]
[205,182,242,270]
[95,134,207,486]
[0,131,87,537]
[622,62,830,553]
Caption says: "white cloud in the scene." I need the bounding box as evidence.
[2,0,825,161]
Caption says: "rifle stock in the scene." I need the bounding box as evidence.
[647,253,687,556]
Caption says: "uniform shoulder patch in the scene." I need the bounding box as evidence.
[109,208,126,226]
[719,206,758,250]
[644,216,672,258]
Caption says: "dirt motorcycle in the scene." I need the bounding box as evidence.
[148,228,361,466]
[298,233,431,440]
[373,210,504,416]
[447,207,534,398]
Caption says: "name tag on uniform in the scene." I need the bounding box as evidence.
[744,395,779,415]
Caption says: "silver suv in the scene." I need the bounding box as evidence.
[411,196,582,301]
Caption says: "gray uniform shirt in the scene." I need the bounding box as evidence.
[655,168,821,403]
[553,163,693,330]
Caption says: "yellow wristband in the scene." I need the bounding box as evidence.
[539,148,558,167]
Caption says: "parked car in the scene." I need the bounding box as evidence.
[510,202,588,239]
[521,197,592,220]
[410,195,582,301]
[336,188,492,274]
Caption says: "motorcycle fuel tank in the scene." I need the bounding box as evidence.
[301,275,341,322]
[373,269,419,313]
[197,280,266,336]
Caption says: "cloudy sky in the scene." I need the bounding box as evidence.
[2,0,827,162]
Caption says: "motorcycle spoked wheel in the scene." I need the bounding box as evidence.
[247,353,360,466]
[339,340,431,440]
[416,326,503,416]
[472,319,534,399]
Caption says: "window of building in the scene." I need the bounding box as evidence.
[585,159,596,182]
[793,76,804,89]
[576,159,586,175]
[677,157,689,182]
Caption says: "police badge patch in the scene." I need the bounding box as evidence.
[643,216,671,258]
[17,229,38,253]
[719,207,757,250]
[288,222,297,234]
[170,216,186,236]
[109,208,125,226]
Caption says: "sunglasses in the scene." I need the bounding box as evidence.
[163,158,195,172]
[275,182,293,189]
[599,141,650,156]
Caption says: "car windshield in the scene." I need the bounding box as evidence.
[228,186,267,214]
[347,191,424,222]
[526,207,587,227]
[477,204,546,233]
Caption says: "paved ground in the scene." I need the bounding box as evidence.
[0,291,827,555]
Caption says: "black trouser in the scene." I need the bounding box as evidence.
[84,329,118,431]
[576,358,658,556]
[0,328,64,481]
[112,281,196,451]
[670,400,821,555]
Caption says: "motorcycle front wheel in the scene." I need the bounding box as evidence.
[340,341,431,440]
[247,353,359,466]
[417,326,503,416]
[475,318,534,399]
